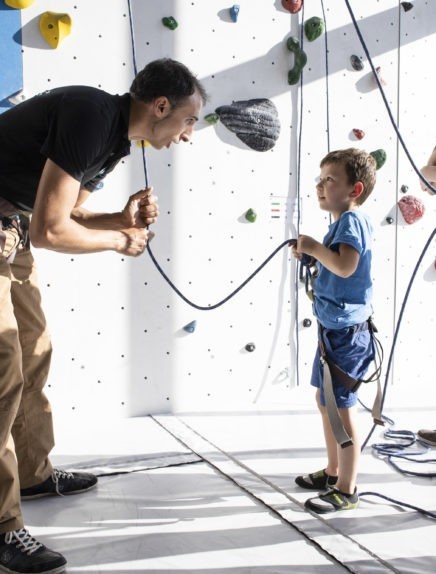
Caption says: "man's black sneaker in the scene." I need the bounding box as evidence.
[20,469,97,500]
[0,528,66,574]
[295,469,338,490]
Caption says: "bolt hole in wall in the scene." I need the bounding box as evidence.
[3,0,435,420]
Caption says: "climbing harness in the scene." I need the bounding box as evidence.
[319,318,384,448]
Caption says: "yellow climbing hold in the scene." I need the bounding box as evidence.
[5,0,35,9]
[39,11,72,49]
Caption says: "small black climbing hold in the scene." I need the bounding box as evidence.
[245,343,256,352]
[386,216,394,224]
[303,318,312,328]
[401,2,413,12]
[350,54,364,71]
[400,184,408,193]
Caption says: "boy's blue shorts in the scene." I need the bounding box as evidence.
[310,321,375,408]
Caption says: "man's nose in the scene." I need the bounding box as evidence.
[181,126,194,143]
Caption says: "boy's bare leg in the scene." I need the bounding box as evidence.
[316,389,339,477]
[336,406,360,494]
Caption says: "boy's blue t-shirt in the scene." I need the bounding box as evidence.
[313,210,373,329]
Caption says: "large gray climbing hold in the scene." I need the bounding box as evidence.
[215,98,281,152]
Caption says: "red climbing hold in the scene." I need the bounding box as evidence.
[282,0,303,14]
[398,195,425,224]
[352,128,365,140]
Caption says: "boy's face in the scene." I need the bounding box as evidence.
[316,162,358,220]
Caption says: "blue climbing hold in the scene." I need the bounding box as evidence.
[229,4,240,22]
[183,320,197,333]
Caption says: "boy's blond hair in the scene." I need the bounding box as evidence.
[320,148,377,205]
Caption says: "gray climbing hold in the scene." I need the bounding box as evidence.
[350,55,364,71]
[400,184,408,194]
[303,318,312,328]
[385,216,394,224]
[245,342,256,352]
[183,320,197,333]
[215,99,281,152]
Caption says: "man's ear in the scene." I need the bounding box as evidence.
[153,96,171,118]
[350,181,364,198]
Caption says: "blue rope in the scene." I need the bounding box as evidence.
[358,491,436,519]
[147,238,296,311]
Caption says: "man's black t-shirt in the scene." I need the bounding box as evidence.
[0,86,131,210]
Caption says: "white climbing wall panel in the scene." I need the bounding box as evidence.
[15,0,435,419]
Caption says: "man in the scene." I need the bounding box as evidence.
[0,58,207,574]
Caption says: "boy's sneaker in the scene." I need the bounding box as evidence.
[0,528,66,573]
[305,487,359,514]
[295,469,338,490]
[20,469,97,500]
[417,429,436,447]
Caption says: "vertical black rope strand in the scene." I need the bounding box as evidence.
[320,0,330,153]
[294,5,305,387]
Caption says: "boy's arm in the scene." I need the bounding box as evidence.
[296,235,360,278]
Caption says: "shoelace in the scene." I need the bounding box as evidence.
[52,468,74,495]
[5,529,43,556]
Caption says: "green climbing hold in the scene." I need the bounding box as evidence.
[162,16,178,30]
[304,16,324,42]
[204,112,220,125]
[370,149,387,170]
[286,37,307,85]
[245,208,257,223]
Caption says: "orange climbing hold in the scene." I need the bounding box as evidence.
[39,11,72,48]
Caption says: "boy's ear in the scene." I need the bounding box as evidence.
[350,181,364,198]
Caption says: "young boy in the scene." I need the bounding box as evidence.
[291,148,377,513]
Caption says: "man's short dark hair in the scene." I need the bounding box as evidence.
[130,58,208,109]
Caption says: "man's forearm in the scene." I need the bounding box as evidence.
[30,216,125,253]
[71,207,126,230]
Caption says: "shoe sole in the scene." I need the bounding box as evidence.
[0,564,66,574]
[305,499,359,514]
[21,482,97,500]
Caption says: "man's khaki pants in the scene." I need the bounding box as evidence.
[0,229,54,534]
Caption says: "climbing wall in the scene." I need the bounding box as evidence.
[3,0,435,418]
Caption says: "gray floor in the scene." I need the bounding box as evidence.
[23,389,436,573]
